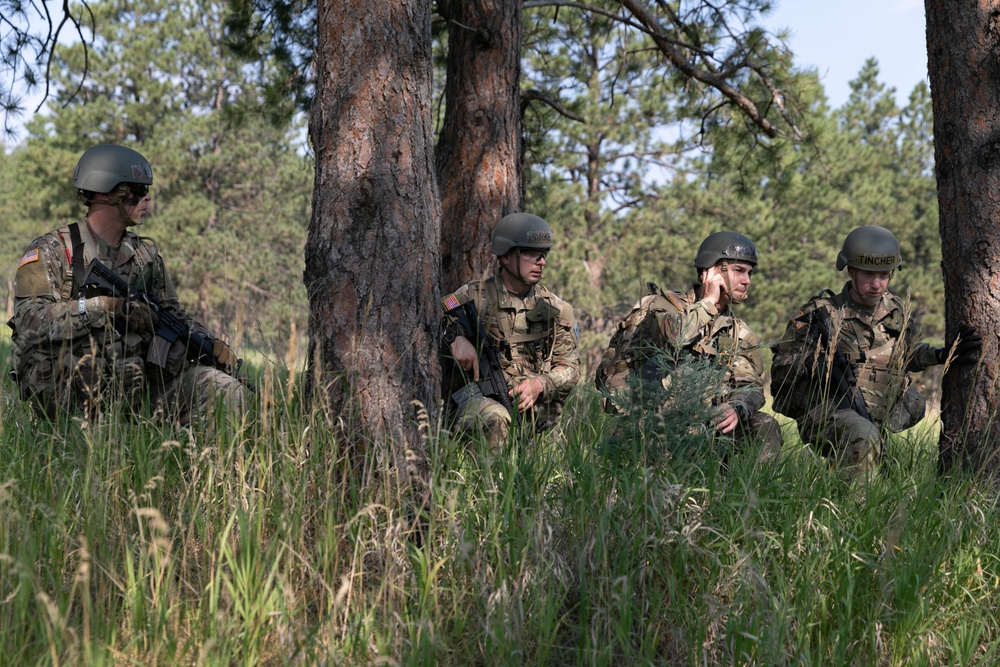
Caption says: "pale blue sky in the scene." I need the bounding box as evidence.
[766,0,928,108]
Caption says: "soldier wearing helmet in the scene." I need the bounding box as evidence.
[7,144,245,426]
[595,231,783,464]
[770,225,981,481]
[441,213,580,448]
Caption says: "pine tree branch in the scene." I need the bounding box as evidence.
[521,89,586,123]
[617,0,782,138]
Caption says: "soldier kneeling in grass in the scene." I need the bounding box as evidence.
[770,225,981,482]
[596,232,783,465]
[8,144,245,428]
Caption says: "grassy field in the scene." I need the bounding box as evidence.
[2,340,1000,666]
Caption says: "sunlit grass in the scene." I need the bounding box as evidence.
[2,339,1000,665]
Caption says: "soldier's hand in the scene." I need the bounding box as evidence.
[938,323,983,366]
[714,402,739,435]
[212,338,240,371]
[86,295,124,316]
[511,377,545,411]
[700,266,726,307]
[114,297,157,334]
[449,335,480,380]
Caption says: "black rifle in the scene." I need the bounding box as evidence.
[798,309,873,422]
[80,259,247,383]
[447,300,515,415]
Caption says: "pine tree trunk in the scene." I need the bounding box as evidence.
[926,0,1000,474]
[436,0,523,291]
[306,0,441,452]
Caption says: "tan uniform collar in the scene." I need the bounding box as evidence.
[840,281,899,324]
[80,218,138,269]
[493,268,536,308]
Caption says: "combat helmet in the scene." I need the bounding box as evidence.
[836,225,901,271]
[491,213,553,256]
[694,231,758,269]
[73,144,153,194]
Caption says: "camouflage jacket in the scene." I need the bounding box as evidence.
[7,219,205,389]
[770,282,939,423]
[645,286,768,417]
[442,270,580,406]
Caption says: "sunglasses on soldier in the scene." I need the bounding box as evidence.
[519,249,549,263]
[126,183,150,197]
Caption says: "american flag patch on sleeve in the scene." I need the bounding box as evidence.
[17,249,39,268]
[442,294,461,311]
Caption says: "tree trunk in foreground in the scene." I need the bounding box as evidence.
[926,0,1000,474]
[436,0,523,290]
[306,0,441,456]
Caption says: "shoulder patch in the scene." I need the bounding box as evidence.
[442,293,461,312]
[17,248,39,268]
[14,253,52,298]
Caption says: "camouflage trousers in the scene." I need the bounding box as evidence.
[455,394,561,451]
[16,351,244,429]
[728,410,784,464]
[799,407,881,482]
[14,348,145,419]
[150,363,245,429]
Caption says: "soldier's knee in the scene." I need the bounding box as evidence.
[840,428,881,481]
[212,375,245,412]
[755,413,784,461]
[455,397,512,448]
[737,411,783,463]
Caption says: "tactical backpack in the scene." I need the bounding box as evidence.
[769,290,840,420]
[595,282,682,399]
[769,343,810,420]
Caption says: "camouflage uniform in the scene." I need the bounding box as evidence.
[442,269,580,444]
[8,219,244,423]
[625,285,783,460]
[770,283,938,478]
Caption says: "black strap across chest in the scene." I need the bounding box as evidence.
[68,222,87,296]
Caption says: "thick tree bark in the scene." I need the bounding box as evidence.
[926,0,1000,474]
[436,0,523,291]
[306,0,441,454]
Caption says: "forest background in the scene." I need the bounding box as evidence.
[0,0,944,397]
[7,2,999,664]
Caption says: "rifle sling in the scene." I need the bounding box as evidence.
[68,222,88,297]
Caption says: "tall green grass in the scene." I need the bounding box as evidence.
[2,339,1000,665]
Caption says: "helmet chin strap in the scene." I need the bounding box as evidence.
[721,260,750,305]
[503,250,524,283]
[112,184,143,226]
[116,200,141,226]
[719,260,735,304]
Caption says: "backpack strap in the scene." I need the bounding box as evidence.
[816,288,840,306]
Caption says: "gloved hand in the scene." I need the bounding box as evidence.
[115,297,158,334]
[213,338,240,371]
[936,323,982,366]
[86,295,124,316]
